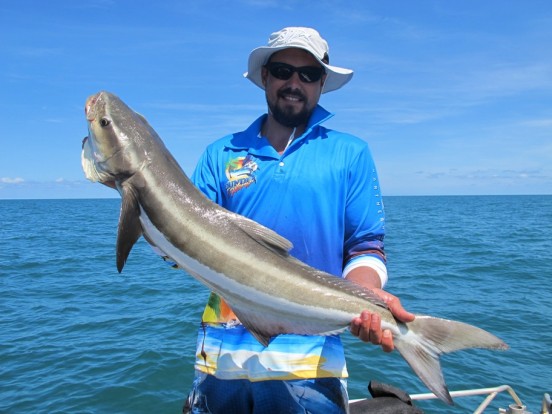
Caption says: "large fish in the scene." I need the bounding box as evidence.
[81,91,508,405]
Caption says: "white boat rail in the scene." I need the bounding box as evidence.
[350,384,551,413]
[410,384,526,413]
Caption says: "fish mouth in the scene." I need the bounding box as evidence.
[85,91,104,121]
[82,136,89,149]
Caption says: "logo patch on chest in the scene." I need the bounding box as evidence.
[225,155,258,196]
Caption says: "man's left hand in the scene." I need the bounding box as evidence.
[350,289,415,352]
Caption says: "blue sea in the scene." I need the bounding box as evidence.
[1,196,551,413]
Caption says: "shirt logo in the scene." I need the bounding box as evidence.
[225,155,258,196]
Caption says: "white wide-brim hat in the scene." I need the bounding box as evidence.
[244,27,354,94]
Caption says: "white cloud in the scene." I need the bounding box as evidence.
[1,177,25,184]
[519,118,552,128]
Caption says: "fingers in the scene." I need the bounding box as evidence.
[373,288,415,323]
[350,310,394,352]
[351,311,377,343]
[350,290,414,353]
[381,330,394,352]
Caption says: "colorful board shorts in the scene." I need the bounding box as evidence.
[183,372,348,414]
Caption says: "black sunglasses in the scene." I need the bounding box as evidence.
[265,62,325,83]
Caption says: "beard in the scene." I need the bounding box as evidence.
[267,87,312,128]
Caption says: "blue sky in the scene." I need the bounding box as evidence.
[1,1,551,198]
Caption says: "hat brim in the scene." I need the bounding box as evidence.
[244,46,353,94]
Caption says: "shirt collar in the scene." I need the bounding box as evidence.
[225,104,334,154]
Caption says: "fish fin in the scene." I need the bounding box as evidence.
[395,315,508,405]
[246,327,272,348]
[116,186,143,273]
[135,112,149,125]
[232,215,293,255]
[229,306,273,347]
[228,302,349,347]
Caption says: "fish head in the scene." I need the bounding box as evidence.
[81,91,149,184]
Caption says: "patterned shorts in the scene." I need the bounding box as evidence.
[183,372,348,414]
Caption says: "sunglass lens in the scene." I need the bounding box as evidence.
[267,63,323,83]
[298,68,322,83]
[272,65,293,80]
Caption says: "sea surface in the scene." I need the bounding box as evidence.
[1,196,551,414]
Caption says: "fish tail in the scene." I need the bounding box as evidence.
[394,315,509,405]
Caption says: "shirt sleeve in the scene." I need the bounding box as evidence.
[342,144,388,287]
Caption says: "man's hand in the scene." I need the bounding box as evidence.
[350,289,415,352]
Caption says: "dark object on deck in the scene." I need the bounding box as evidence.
[349,381,425,414]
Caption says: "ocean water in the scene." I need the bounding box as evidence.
[1,195,550,413]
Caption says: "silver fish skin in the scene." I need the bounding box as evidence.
[81,91,508,405]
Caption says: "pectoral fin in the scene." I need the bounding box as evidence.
[116,186,143,272]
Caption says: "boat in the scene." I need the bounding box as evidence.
[349,383,551,413]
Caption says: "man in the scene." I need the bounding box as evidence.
[184,27,414,414]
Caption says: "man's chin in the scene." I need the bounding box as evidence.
[272,104,310,128]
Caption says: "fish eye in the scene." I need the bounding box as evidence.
[100,117,111,127]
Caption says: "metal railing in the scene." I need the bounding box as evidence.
[350,384,551,413]
[409,385,528,414]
